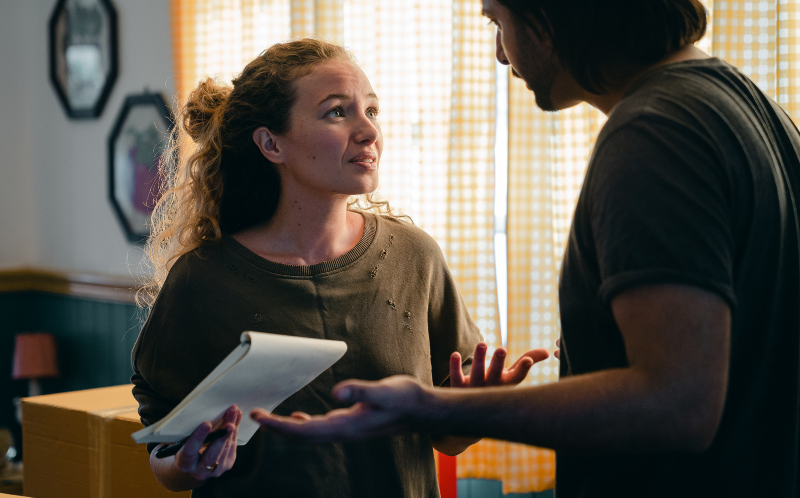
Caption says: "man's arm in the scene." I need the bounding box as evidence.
[253,284,730,454]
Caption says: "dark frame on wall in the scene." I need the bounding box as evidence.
[108,92,174,244]
[49,0,119,119]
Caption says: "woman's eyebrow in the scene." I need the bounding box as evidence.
[318,92,380,106]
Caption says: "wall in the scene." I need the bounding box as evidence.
[0,4,37,268]
[0,0,174,277]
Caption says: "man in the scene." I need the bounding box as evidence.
[253,1,800,495]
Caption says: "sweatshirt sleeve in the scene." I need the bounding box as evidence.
[425,238,483,387]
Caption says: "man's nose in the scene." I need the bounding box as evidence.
[496,30,509,65]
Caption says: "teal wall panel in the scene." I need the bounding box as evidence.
[0,291,141,431]
[458,478,553,498]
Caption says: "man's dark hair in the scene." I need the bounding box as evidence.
[498,0,708,93]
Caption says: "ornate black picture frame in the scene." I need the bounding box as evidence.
[49,0,119,119]
[108,92,174,243]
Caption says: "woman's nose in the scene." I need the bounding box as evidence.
[354,115,379,144]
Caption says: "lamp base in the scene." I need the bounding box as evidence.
[27,378,41,397]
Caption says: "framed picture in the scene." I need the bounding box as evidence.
[49,0,118,119]
[108,92,174,243]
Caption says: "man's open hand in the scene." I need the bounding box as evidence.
[250,375,431,443]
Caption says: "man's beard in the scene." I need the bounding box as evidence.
[508,23,561,113]
[512,64,558,112]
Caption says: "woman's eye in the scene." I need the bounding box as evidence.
[326,107,344,118]
[367,108,379,119]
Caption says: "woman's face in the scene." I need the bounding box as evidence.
[269,60,383,200]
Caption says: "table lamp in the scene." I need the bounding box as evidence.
[12,332,60,397]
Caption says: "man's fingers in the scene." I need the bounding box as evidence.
[450,352,467,387]
[253,403,405,443]
[484,348,506,385]
[332,379,388,405]
[252,406,360,439]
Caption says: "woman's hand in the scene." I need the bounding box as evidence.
[449,343,549,388]
[555,339,561,360]
[176,405,241,480]
[432,343,549,455]
[151,405,242,491]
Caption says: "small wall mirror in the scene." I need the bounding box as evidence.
[49,0,119,119]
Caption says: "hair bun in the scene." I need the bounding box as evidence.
[182,78,232,142]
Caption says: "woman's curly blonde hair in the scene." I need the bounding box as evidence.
[138,39,402,308]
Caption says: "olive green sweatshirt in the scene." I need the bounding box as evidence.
[131,212,482,498]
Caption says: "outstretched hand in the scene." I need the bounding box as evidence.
[450,343,549,388]
[251,376,430,443]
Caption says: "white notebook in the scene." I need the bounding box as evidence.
[131,331,347,445]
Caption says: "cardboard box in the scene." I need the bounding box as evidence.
[22,385,189,498]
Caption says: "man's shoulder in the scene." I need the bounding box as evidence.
[594,58,764,168]
[607,58,749,129]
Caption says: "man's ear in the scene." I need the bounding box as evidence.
[253,127,283,164]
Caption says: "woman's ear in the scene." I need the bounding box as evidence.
[253,127,283,164]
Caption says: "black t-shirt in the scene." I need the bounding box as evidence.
[558,58,800,497]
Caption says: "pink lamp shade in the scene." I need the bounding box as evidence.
[12,332,60,380]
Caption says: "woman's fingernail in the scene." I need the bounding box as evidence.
[338,387,352,402]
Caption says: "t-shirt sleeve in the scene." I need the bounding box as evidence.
[425,241,484,387]
[588,115,736,307]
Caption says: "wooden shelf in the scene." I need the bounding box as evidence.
[0,268,140,304]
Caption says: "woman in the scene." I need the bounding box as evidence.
[132,38,546,497]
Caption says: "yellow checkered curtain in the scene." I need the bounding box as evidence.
[443,0,500,351]
[343,1,453,244]
[341,0,499,339]
[711,0,800,120]
[170,0,291,103]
